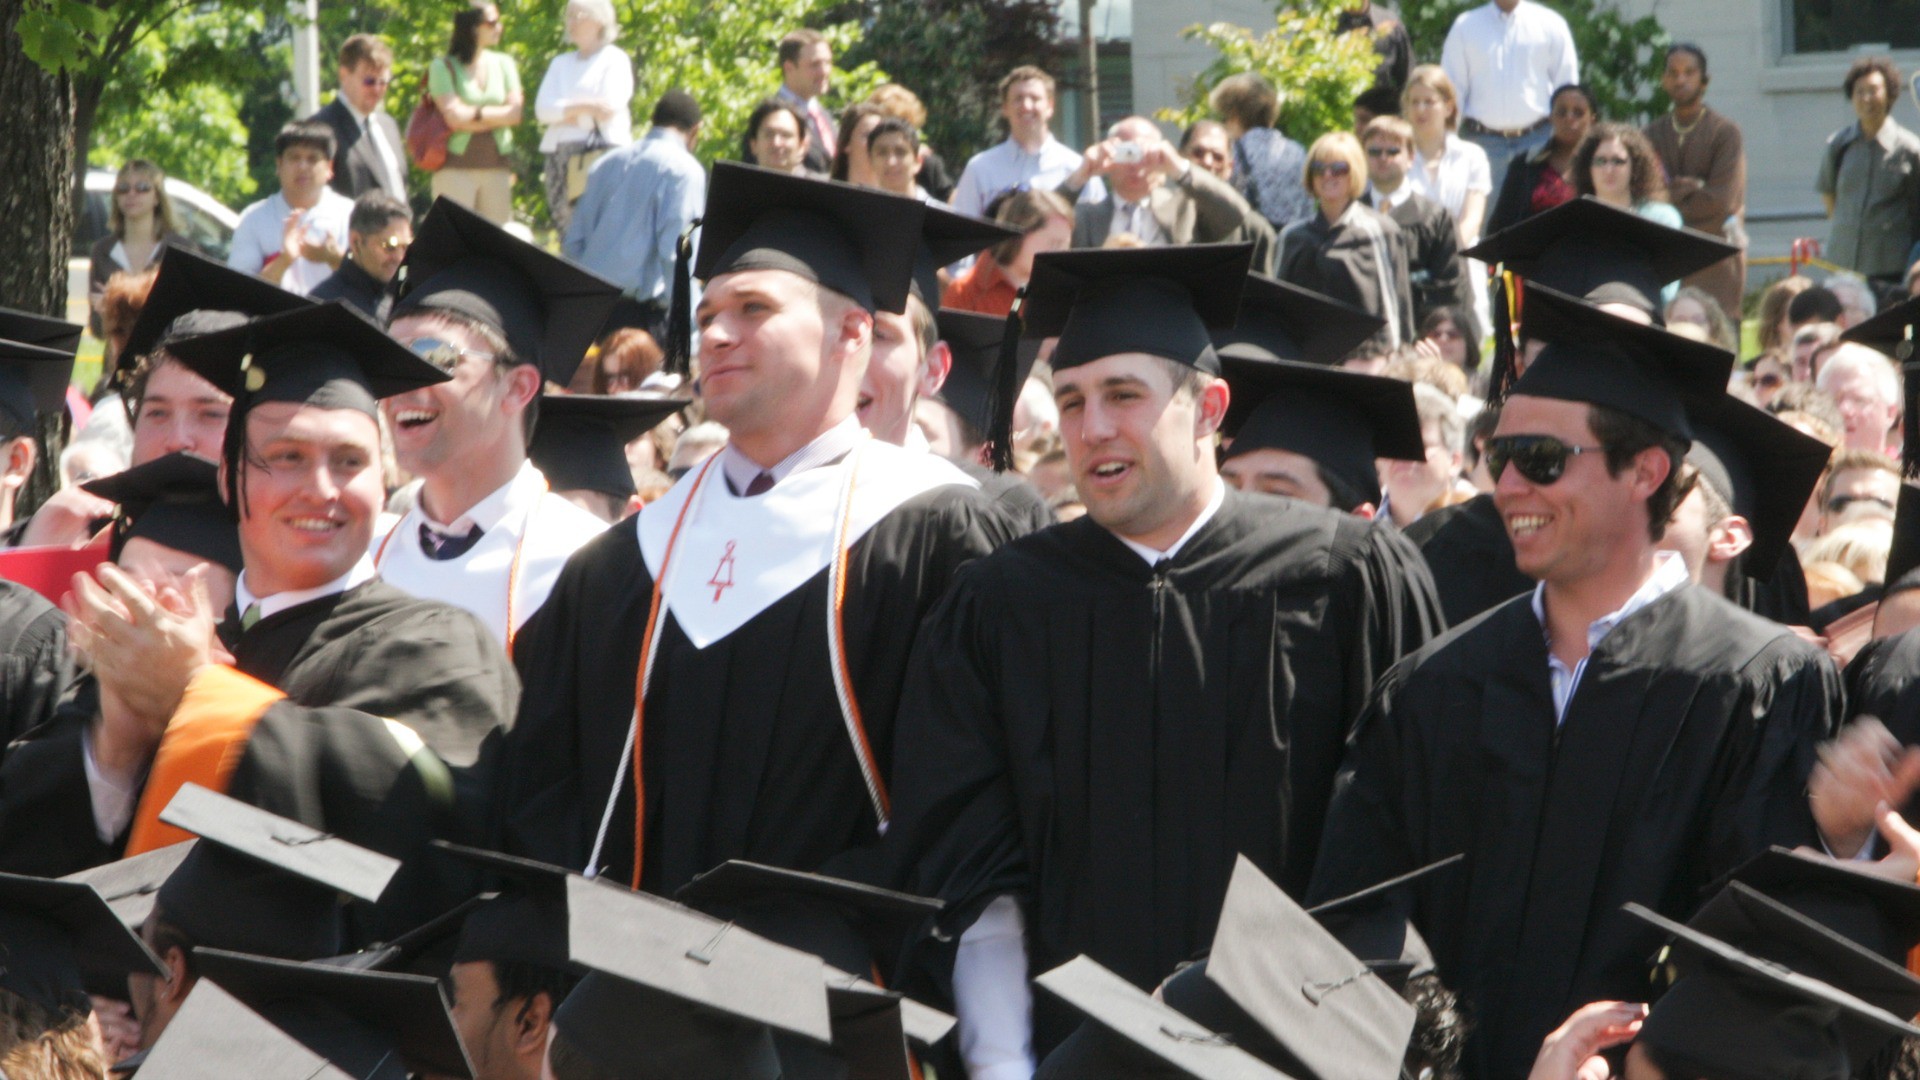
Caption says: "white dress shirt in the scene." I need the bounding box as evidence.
[1440,0,1579,130]
[1105,197,1165,246]
[1530,550,1688,723]
[1408,133,1494,226]
[951,135,1104,219]
[718,415,866,494]
[533,45,635,151]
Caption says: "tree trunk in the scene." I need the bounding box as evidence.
[0,0,76,317]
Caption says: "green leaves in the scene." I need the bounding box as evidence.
[1157,0,1379,146]
[16,0,113,73]
[1397,0,1670,124]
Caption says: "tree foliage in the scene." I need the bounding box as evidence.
[1154,0,1380,147]
[1397,0,1671,123]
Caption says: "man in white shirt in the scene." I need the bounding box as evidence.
[228,120,356,297]
[378,197,624,649]
[776,27,837,175]
[309,34,409,202]
[1440,0,1578,196]
[951,66,1103,220]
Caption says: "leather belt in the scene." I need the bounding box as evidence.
[1462,117,1551,139]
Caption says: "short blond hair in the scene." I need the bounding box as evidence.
[1362,115,1415,149]
[866,83,927,130]
[1403,64,1461,131]
[1302,130,1367,194]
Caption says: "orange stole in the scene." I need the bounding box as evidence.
[123,665,286,855]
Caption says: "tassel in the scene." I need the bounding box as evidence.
[987,290,1026,473]
[664,218,700,377]
[1487,271,1522,404]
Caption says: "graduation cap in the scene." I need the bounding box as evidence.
[1684,396,1832,581]
[0,871,166,1013]
[59,839,196,932]
[118,245,315,377]
[390,197,623,385]
[914,204,1020,310]
[0,305,84,355]
[1841,294,1920,362]
[1305,853,1465,993]
[1510,281,1734,440]
[193,947,472,1079]
[1033,955,1292,1080]
[1021,244,1254,374]
[82,451,242,571]
[1213,273,1387,367]
[1627,885,1920,1080]
[152,783,400,960]
[554,969,784,1080]
[1717,846,1920,963]
[313,894,486,975]
[932,308,1033,443]
[695,161,928,316]
[1463,196,1737,316]
[136,980,360,1080]
[825,970,956,1052]
[527,393,690,499]
[1219,355,1427,507]
[819,976,915,1080]
[0,337,77,435]
[674,859,944,979]
[430,840,577,972]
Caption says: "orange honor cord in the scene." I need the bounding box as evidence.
[371,476,546,659]
[825,444,891,827]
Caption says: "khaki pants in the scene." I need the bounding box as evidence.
[431,167,514,225]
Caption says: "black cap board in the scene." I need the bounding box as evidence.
[0,871,166,1013]
[430,840,575,972]
[1306,853,1465,992]
[527,393,689,498]
[1510,280,1734,440]
[695,162,928,315]
[118,245,315,376]
[0,305,84,356]
[0,337,77,434]
[135,980,359,1080]
[1219,356,1427,507]
[1684,396,1832,581]
[914,204,1020,310]
[314,894,486,975]
[821,977,915,1080]
[825,970,956,1050]
[1214,273,1388,367]
[194,948,472,1079]
[932,307,1037,464]
[165,302,448,417]
[554,969,783,1080]
[674,859,944,979]
[1463,196,1738,315]
[390,197,623,385]
[1034,955,1292,1080]
[1841,295,1920,362]
[83,451,242,572]
[1021,244,1254,374]
[1718,846,1920,963]
[59,839,196,931]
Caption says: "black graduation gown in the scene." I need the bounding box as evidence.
[500,485,1000,896]
[0,680,115,876]
[881,490,1444,1053]
[959,461,1055,539]
[1308,584,1840,1080]
[1275,202,1416,346]
[1404,492,1531,629]
[0,580,73,748]
[1844,626,1920,742]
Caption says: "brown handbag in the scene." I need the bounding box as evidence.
[405,59,450,172]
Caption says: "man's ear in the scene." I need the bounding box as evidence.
[162,947,193,1004]
[515,991,556,1058]
[1,436,35,489]
[1194,377,1230,439]
[920,340,952,397]
[1632,445,1674,501]
[1706,514,1754,564]
[835,306,874,371]
[504,361,543,413]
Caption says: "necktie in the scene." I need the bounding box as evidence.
[809,102,836,162]
[239,603,262,632]
[365,116,406,197]
[420,520,486,560]
[743,471,775,497]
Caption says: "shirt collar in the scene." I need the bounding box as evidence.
[1370,182,1413,209]
[344,99,373,126]
[421,460,546,536]
[1116,477,1227,566]
[1530,549,1691,650]
[237,555,377,622]
[719,415,865,494]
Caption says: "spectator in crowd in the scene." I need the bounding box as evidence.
[1788,284,1847,333]
[533,0,633,234]
[1815,342,1902,454]
[1816,446,1899,537]
[309,34,407,203]
[1663,286,1738,355]
[951,66,1094,219]
[942,188,1073,317]
[1572,123,1683,304]
[830,102,885,186]
[1746,350,1789,408]
[1363,115,1472,335]
[1417,304,1481,379]
[1180,119,1234,182]
[1381,380,1473,528]
[310,192,412,320]
[1487,83,1595,235]
[227,120,354,296]
[88,159,187,339]
[590,327,663,395]
[1820,56,1920,294]
[777,28,836,174]
[868,82,954,200]
[1789,321,1843,384]
[1403,65,1491,250]
[1209,72,1312,231]
[564,90,705,347]
[1056,116,1269,267]
[96,266,157,379]
[742,97,811,176]
[1757,274,1814,358]
[1440,0,1578,194]
[1277,131,1415,346]
[429,1,523,226]
[1644,44,1747,317]
[1338,0,1414,107]
[1826,272,1878,326]
[868,118,935,202]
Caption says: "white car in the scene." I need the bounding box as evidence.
[67,168,240,331]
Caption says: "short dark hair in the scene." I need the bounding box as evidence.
[867,115,918,153]
[275,119,337,161]
[1787,286,1845,326]
[492,959,579,1017]
[998,65,1055,103]
[1665,43,1708,80]
[1845,56,1903,102]
[745,97,806,146]
[1179,119,1228,154]
[778,28,826,67]
[1590,403,1696,542]
[348,191,410,237]
[338,32,392,71]
[1403,973,1469,1080]
[1549,83,1600,116]
[651,89,701,131]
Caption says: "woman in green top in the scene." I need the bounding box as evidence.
[429,0,523,225]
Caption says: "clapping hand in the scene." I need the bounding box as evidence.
[1810,718,1920,858]
[1527,1001,1646,1080]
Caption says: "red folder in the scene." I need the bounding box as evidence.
[0,537,110,603]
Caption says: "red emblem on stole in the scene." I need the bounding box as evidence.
[708,541,737,602]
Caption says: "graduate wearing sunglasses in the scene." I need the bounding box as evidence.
[1311,283,1847,1080]
[1274,130,1415,348]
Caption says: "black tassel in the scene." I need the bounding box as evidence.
[664,218,700,377]
[987,290,1026,473]
[1487,271,1520,404]
[1885,356,1920,584]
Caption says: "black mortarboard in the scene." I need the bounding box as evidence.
[1510,281,1733,440]
[0,305,84,355]
[527,393,689,499]
[152,783,399,960]
[1719,846,1920,963]
[194,948,472,1079]
[1684,396,1832,580]
[1219,356,1427,506]
[313,895,484,975]
[1463,196,1738,315]
[1034,955,1292,1080]
[1306,854,1465,993]
[556,969,784,1080]
[695,162,928,315]
[1021,244,1254,374]
[674,859,944,978]
[136,981,359,1080]
[1842,295,1920,362]
[118,245,314,376]
[390,197,623,384]
[165,302,448,418]
[825,970,956,1051]
[934,308,1034,438]
[60,840,196,932]
[0,871,165,1013]
[914,204,1020,310]
[0,337,77,434]
[821,977,915,1080]
[83,451,242,571]
[1213,273,1387,367]
[430,841,575,972]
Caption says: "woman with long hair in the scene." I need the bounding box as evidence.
[429,0,523,224]
[88,159,185,339]
[942,188,1073,317]
[830,102,885,185]
[1572,121,1683,303]
[1402,65,1492,249]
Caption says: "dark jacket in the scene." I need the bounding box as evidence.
[311,98,408,202]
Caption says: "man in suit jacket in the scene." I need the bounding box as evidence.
[1055,116,1275,273]
[1362,115,1473,333]
[309,33,409,203]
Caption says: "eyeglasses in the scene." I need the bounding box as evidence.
[360,75,392,88]
[369,234,409,251]
[1591,155,1632,168]
[1485,434,1605,485]
[114,182,154,195]
[1826,493,1895,515]
[1309,160,1352,178]
[406,336,497,372]
[1365,146,1403,158]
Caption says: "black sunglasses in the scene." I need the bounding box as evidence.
[1485,434,1604,486]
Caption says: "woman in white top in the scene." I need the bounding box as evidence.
[534,0,633,233]
[1402,64,1491,249]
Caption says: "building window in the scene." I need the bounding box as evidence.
[1788,0,1920,54]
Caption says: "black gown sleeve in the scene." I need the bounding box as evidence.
[0,689,121,876]
[1701,638,1838,874]
[0,582,76,749]
[1306,655,1427,908]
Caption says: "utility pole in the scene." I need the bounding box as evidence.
[1078,0,1098,144]
[291,0,322,118]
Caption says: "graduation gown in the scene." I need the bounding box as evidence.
[0,579,73,748]
[882,490,1444,1052]
[1844,626,1920,746]
[1403,492,1531,629]
[960,461,1055,540]
[1308,584,1839,1080]
[1275,201,1416,346]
